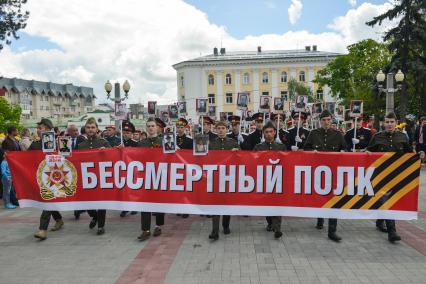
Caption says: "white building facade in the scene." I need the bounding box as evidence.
[173,46,340,121]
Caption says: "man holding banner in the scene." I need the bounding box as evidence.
[254,121,286,239]
[208,120,240,241]
[304,110,346,242]
[77,117,111,235]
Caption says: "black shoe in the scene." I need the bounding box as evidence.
[176,214,181,216]
[97,228,105,235]
[120,211,128,218]
[89,218,97,229]
[388,231,401,243]
[130,211,137,215]
[74,211,80,220]
[153,227,162,237]
[328,232,342,242]
[182,214,189,218]
[376,223,388,233]
[223,227,231,235]
[209,232,219,241]
[138,231,150,241]
[266,224,273,232]
[274,231,283,239]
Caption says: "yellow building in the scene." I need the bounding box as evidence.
[173,46,340,120]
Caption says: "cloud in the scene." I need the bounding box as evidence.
[348,0,357,7]
[288,0,303,25]
[0,1,397,106]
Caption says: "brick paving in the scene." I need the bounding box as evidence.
[0,167,425,284]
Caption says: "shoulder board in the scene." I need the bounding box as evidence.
[302,127,310,131]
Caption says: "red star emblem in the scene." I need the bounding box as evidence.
[44,164,69,187]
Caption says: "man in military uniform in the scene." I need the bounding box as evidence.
[345,116,372,151]
[104,125,121,147]
[208,120,240,241]
[77,117,111,235]
[176,118,193,150]
[120,120,139,217]
[243,113,264,150]
[367,112,425,243]
[303,110,346,242]
[31,118,65,241]
[227,115,245,146]
[287,111,310,150]
[201,116,217,142]
[254,121,286,239]
[133,130,142,143]
[138,118,165,241]
[273,113,289,145]
[155,118,166,138]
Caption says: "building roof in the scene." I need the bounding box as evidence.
[0,77,95,98]
[173,49,341,69]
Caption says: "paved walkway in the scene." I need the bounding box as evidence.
[0,168,426,284]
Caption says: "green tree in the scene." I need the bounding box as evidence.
[0,96,22,133]
[287,78,316,102]
[366,0,426,119]
[314,39,392,117]
[0,0,29,50]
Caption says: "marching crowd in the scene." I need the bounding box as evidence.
[1,110,426,244]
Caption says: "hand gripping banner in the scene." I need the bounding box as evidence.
[6,148,421,220]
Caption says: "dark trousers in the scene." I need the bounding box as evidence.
[317,218,337,232]
[141,212,164,231]
[87,210,106,228]
[376,219,397,233]
[266,216,282,232]
[39,210,62,230]
[212,215,230,234]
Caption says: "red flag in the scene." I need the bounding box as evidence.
[0,88,5,97]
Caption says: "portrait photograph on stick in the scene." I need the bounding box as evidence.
[58,136,72,157]
[237,92,249,110]
[41,131,56,153]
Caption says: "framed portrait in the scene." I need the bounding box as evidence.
[350,100,363,118]
[325,102,336,115]
[193,134,208,156]
[237,92,249,110]
[336,104,345,117]
[177,101,186,115]
[274,97,284,111]
[115,103,127,120]
[148,101,157,115]
[312,102,323,117]
[196,98,208,114]
[163,127,176,154]
[41,131,56,153]
[161,111,170,125]
[219,112,228,121]
[58,136,72,157]
[208,105,216,118]
[168,105,179,120]
[294,95,308,112]
[259,96,271,112]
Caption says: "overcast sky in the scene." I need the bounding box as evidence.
[0,0,394,105]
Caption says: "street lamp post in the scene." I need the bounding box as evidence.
[104,80,131,129]
[376,70,404,114]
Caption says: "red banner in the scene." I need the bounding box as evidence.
[6,148,421,220]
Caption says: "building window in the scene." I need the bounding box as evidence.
[262,91,269,97]
[262,72,269,84]
[225,73,232,85]
[243,73,250,84]
[281,71,288,83]
[208,74,214,85]
[180,75,184,87]
[316,90,323,101]
[226,93,233,104]
[208,93,215,104]
[281,91,288,101]
[299,71,305,82]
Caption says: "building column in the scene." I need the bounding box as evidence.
[252,69,260,111]
[216,70,224,113]
[271,68,278,98]
[308,67,315,92]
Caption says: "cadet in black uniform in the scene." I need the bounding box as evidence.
[227,115,246,146]
[138,118,165,241]
[344,116,372,151]
[31,119,64,241]
[243,113,264,150]
[155,118,166,139]
[201,116,218,142]
[254,121,286,239]
[104,125,121,147]
[176,118,193,150]
[208,120,240,241]
[120,120,139,217]
[287,111,310,150]
[367,112,425,243]
[272,113,289,145]
[77,117,111,235]
[304,110,346,242]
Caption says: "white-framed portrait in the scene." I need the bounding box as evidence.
[193,134,208,156]
[58,136,72,157]
[350,100,363,118]
[294,95,308,112]
[196,98,208,114]
[259,96,271,112]
[41,131,56,153]
[148,101,157,115]
[237,92,249,110]
[274,97,284,111]
[163,128,176,154]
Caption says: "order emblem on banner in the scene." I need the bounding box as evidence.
[36,155,77,200]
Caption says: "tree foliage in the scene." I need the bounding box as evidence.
[0,96,22,133]
[314,39,392,117]
[287,78,316,102]
[0,0,29,50]
[366,0,426,119]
